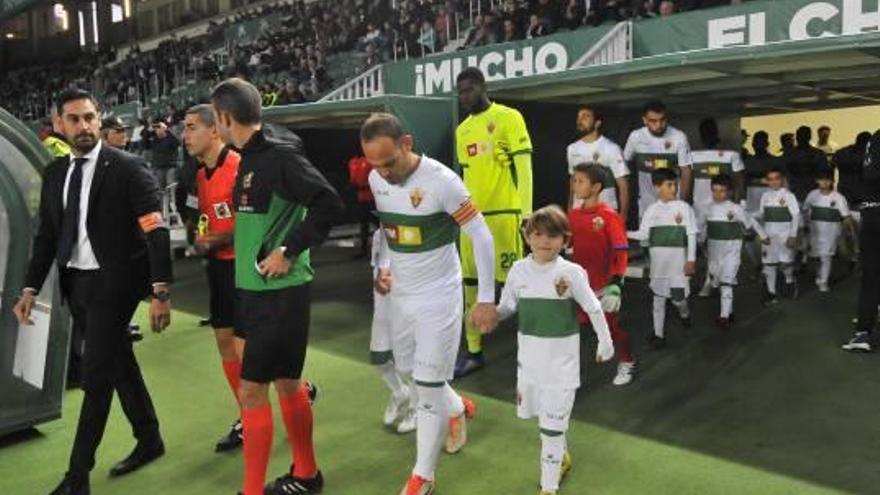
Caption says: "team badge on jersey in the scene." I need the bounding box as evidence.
[727,210,735,221]
[554,277,571,297]
[664,140,672,150]
[214,202,232,219]
[242,172,254,189]
[467,143,478,157]
[593,151,601,162]
[592,216,605,231]
[409,188,424,208]
[674,212,683,224]
[831,200,837,207]
[487,122,496,134]
[779,197,787,207]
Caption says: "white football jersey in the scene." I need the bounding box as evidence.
[566,136,629,210]
[635,199,697,289]
[691,149,744,212]
[803,189,850,257]
[623,126,692,216]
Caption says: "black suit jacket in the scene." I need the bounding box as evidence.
[24,143,173,300]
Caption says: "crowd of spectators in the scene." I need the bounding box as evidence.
[0,0,749,121]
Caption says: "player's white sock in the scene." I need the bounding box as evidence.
[672,299,690,319]
[540,432,566,492]
[652,295,666,338]
[413,385,448,480]
[375,360,406,398]
[782,264,795,284]
[720,285,734,318]
[443,382,465,417]
[818,256,832,284]
[764,266,778,294]
[701,274,713,293]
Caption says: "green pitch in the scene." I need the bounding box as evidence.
[0,250,876,494]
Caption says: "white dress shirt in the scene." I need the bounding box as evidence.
[62,140,102,270]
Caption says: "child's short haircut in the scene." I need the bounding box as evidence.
[524,205,570,238]
[710,173,733,189]
[816,168,834,180]
[572,163,607,192]
[651,168,678,186]
[766,166,785,177]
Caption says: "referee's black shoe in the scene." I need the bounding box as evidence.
[48,472,89,495]
[265,468,324,494]
[215,419,243,452]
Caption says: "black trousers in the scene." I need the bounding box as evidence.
[64,269,160,477]
[858,208,880,333]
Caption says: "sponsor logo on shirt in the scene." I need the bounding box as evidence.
[214,202,232,219]
[707,164,721,176]
[384,224,422,246]
[554,276,571,297]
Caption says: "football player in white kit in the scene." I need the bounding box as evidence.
[369,229,417,433]
[490,205,614,495]
[566,105,630,224]
[690,117,745,216]
[623,100,693,219]
[361,113,498,495]
[697,175,768,329]
[632,168,698,349]
[802,169,856,292]
[757,167,801,304]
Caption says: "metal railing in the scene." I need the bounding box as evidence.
[319,63,384,103]
[571,21,633,69]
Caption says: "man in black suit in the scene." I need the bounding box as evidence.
[13,88,173,495]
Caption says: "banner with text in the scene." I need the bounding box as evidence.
[383,26,612,96]
[634,0,880,56]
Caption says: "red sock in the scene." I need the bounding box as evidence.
[222,360,242,405]
[242,404,273,495]
[606,312,634,363]
[279,385,317,479]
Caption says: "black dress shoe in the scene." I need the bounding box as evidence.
[49,473,89,495]
[109,440,165,477]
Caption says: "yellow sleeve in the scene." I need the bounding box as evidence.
[504,109,532,155]
[514,153,533,217]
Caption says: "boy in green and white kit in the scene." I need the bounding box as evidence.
[488,205,614,495]
[633,168,698,349]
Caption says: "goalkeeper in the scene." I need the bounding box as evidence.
[454,67,534,377]
[568,163,636,386]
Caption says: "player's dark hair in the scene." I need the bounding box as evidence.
[572,163,607,192]
[456,67,485,86]
[699,117,719,147]
[56,88,100,116]
[577,105,604,125]
[642,100,666,116]
[816,168,834,180]
[210,77,262,125]
[651,168,677,185]
[524,205,570,239]
[766,166,785,177]
[360,112,405,142]
[710,173,733,189]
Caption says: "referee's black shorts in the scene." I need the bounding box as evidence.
[237,283,311,383]
[205,257,239,334]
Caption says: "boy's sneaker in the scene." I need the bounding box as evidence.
[396,407,416,434]
[647,335,666,349]
[560,451,573,482]
[446,396,476,454]
[400,474,435,495]
[817,281,830,293]
[763,292,780,306]
[716,317,731,331]
[679,314,692,328]
[383,390,410,427]
[454,351,485,378]
[265,469,323,495]
[842,332,873,353]
[612,361,636,386]
[788,282,800,300]
[698,283,713,298]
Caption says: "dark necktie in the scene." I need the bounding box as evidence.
[58,158,88,267]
